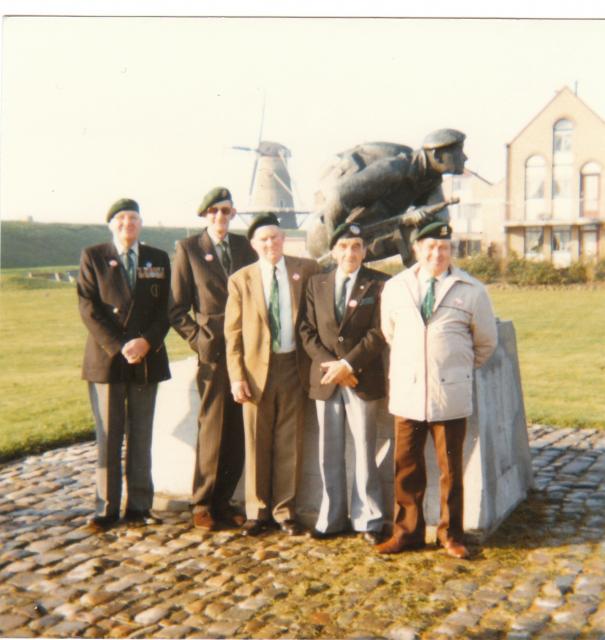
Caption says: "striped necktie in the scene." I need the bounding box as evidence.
[421,277,437,323]
[269,266,281,352]
[336,276,350,323]
[124,249,136,290]
[218,241,231,274]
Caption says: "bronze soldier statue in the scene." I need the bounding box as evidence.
[307,129,466,266]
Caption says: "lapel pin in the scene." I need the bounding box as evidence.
[204,254,214,262]
[109,259,118,267]
[348,299,358,308]
[292,273,300,281]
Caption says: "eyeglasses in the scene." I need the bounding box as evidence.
[207,206,233,215]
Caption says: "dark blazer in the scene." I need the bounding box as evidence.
[169,230,257,363]
[77,242,171,384]
[299,265,389,402]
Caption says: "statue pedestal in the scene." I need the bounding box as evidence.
[151,321,533,540]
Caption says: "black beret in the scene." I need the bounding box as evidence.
[329,222,364,249]
[247,212,280,240]
[107,198,139,223]
[197,187,232,216]
[411,220,453,243]
[422,129,466,150]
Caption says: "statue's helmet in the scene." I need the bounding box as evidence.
[422,129,466,150]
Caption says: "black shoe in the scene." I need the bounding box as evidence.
[279,519,305,536]
[361,531,383,545]
[123,510,163,526]
[310,528,339,540]
[86,515,119,532]
[241,519,268,537]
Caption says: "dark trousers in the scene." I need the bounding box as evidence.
[392,416,466,545]
[242,352,305,523]
[192,355,245,515]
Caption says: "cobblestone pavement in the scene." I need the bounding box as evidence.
[1,424,604,639]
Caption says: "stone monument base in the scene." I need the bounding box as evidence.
[151,320,533,540]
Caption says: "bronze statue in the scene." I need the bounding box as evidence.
[307,129,466,265]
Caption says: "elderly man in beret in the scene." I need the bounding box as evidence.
[312,129,467,264]
[77,198,171,531]
[300,222,390,544]
[225,213,319,537]
[377,219,497,558]
[169,187,257,531]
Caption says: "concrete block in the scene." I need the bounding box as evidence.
[151,320,533,538]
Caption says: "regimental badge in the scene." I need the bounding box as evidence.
[350,224,361,236]
[150,284,160,298]
[137,266,165,279]
[440,226,449,237]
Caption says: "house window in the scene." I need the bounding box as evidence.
[580,161,601,217]
[524,227,544,258]
[581,227,598,259]
[552,119,574,219]
[553,119,573,161]
[551,226,573,267]
[551,226,572,252]
[525,155,546,220]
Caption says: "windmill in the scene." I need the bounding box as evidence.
[232,100,299,227]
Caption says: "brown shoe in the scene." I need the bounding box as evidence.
[376,536,426,555]
[86,514,119,533]
[441,539,470,559]
[192,511,217,531]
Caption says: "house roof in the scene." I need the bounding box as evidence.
[507,85,605,147]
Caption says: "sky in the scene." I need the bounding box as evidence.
[1,4,605,227]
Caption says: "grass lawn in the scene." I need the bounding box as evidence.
[0,269,191,462]
[1,269,603,461]
[488,284,605,430]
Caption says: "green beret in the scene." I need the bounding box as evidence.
[411,220,453,243]
[247,212,280,240]
[197,187,232,216]
[329,222,364,249]
[106,198,139,223]
[422,128,466,150]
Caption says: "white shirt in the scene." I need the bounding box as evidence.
[113,239,139,282]
[334,266,360,308]
[258,257,295,353]
[417,266,450,304]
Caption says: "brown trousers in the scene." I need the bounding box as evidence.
[392,416,466,545]
[192,355,245,515]
[242,351,305,523]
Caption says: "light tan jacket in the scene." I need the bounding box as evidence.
[381,264,497,421]
[225,255,320,404]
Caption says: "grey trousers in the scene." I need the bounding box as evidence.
[315,386,384,534]
[88,382,158,517]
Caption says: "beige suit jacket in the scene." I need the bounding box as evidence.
[225,255,320,404]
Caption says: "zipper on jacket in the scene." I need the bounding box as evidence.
[424,322,429,421]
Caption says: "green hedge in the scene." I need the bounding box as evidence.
[454,253,603,285]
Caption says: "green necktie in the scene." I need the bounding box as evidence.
[218,241,231,274]
[336,276,350,323]
[269,266,281,352]
[421,277,437,323]
[125,249,136,290]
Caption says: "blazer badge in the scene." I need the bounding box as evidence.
[137,266,165,279]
